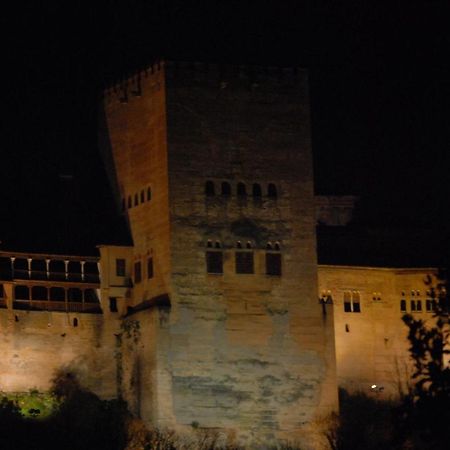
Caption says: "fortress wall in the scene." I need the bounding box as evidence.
[162,64,337,446]
[102,64,171,306]
[318,266,437,398]
[0,304,119,398]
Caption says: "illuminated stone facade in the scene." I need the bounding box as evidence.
[100,61,337,447]
[0,61,438,449]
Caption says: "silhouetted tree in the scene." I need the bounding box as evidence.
[401,273,450,448]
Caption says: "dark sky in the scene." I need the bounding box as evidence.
[2,1,450,256]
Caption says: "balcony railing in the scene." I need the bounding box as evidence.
[12,300,102,314]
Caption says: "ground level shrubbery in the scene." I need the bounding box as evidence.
[1,377,449,449]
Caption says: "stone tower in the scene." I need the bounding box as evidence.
[101,61,337,447]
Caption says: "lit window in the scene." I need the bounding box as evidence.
[206,251,223,274]
[134,261,142,284]
[116,259,126,277]
[235,251,254,274]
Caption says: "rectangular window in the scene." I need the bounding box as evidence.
[134,261,142,284]
[400,299,407,312]
[266,253,282,276]
[206,251,223,274]
[235,252,254,274]
[147,257,154,279]
[116,258,126,277]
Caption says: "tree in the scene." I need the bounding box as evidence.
[401,272,450,447]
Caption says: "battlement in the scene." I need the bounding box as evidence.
[102,60,307,105]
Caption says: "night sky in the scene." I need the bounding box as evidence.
[3,1,450,260]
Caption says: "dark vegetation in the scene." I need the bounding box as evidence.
[0,372,128,450]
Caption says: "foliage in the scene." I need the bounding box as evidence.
[333,389,399,450]
[0,389,57,419]
[400,275,450,448]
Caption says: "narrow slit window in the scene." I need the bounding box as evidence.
[147,257,154,279]
[127,196,132,209]
[237,182,246,196]
[252,183,262,198]
[134,193,139,206]
[134,261,142,284]
[109,297,118,313]
[221,182,231,196]
[268,183,277,198]
[205,181,215,196]
[140,190,145,203]
[147,187,152,201]
[116,258,126,277]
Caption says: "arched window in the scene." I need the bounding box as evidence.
[274,242,280,251]
[400,299,407,312]
[215,241,221,249]
[236,241,242,249]
[73,318,78,327]
[134,193,139,206]
[128,196,132,209]
[268,183,277,198]
[252,183,262,198]
[237,182,246,196]
[266,242,272,250]
[147,187,152,201]
[140,190,145,203]
[246,241,252,249]
[207,240,213,248]
[205,181,215,196]
[344,291,361,313]
[221,182,231,196]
